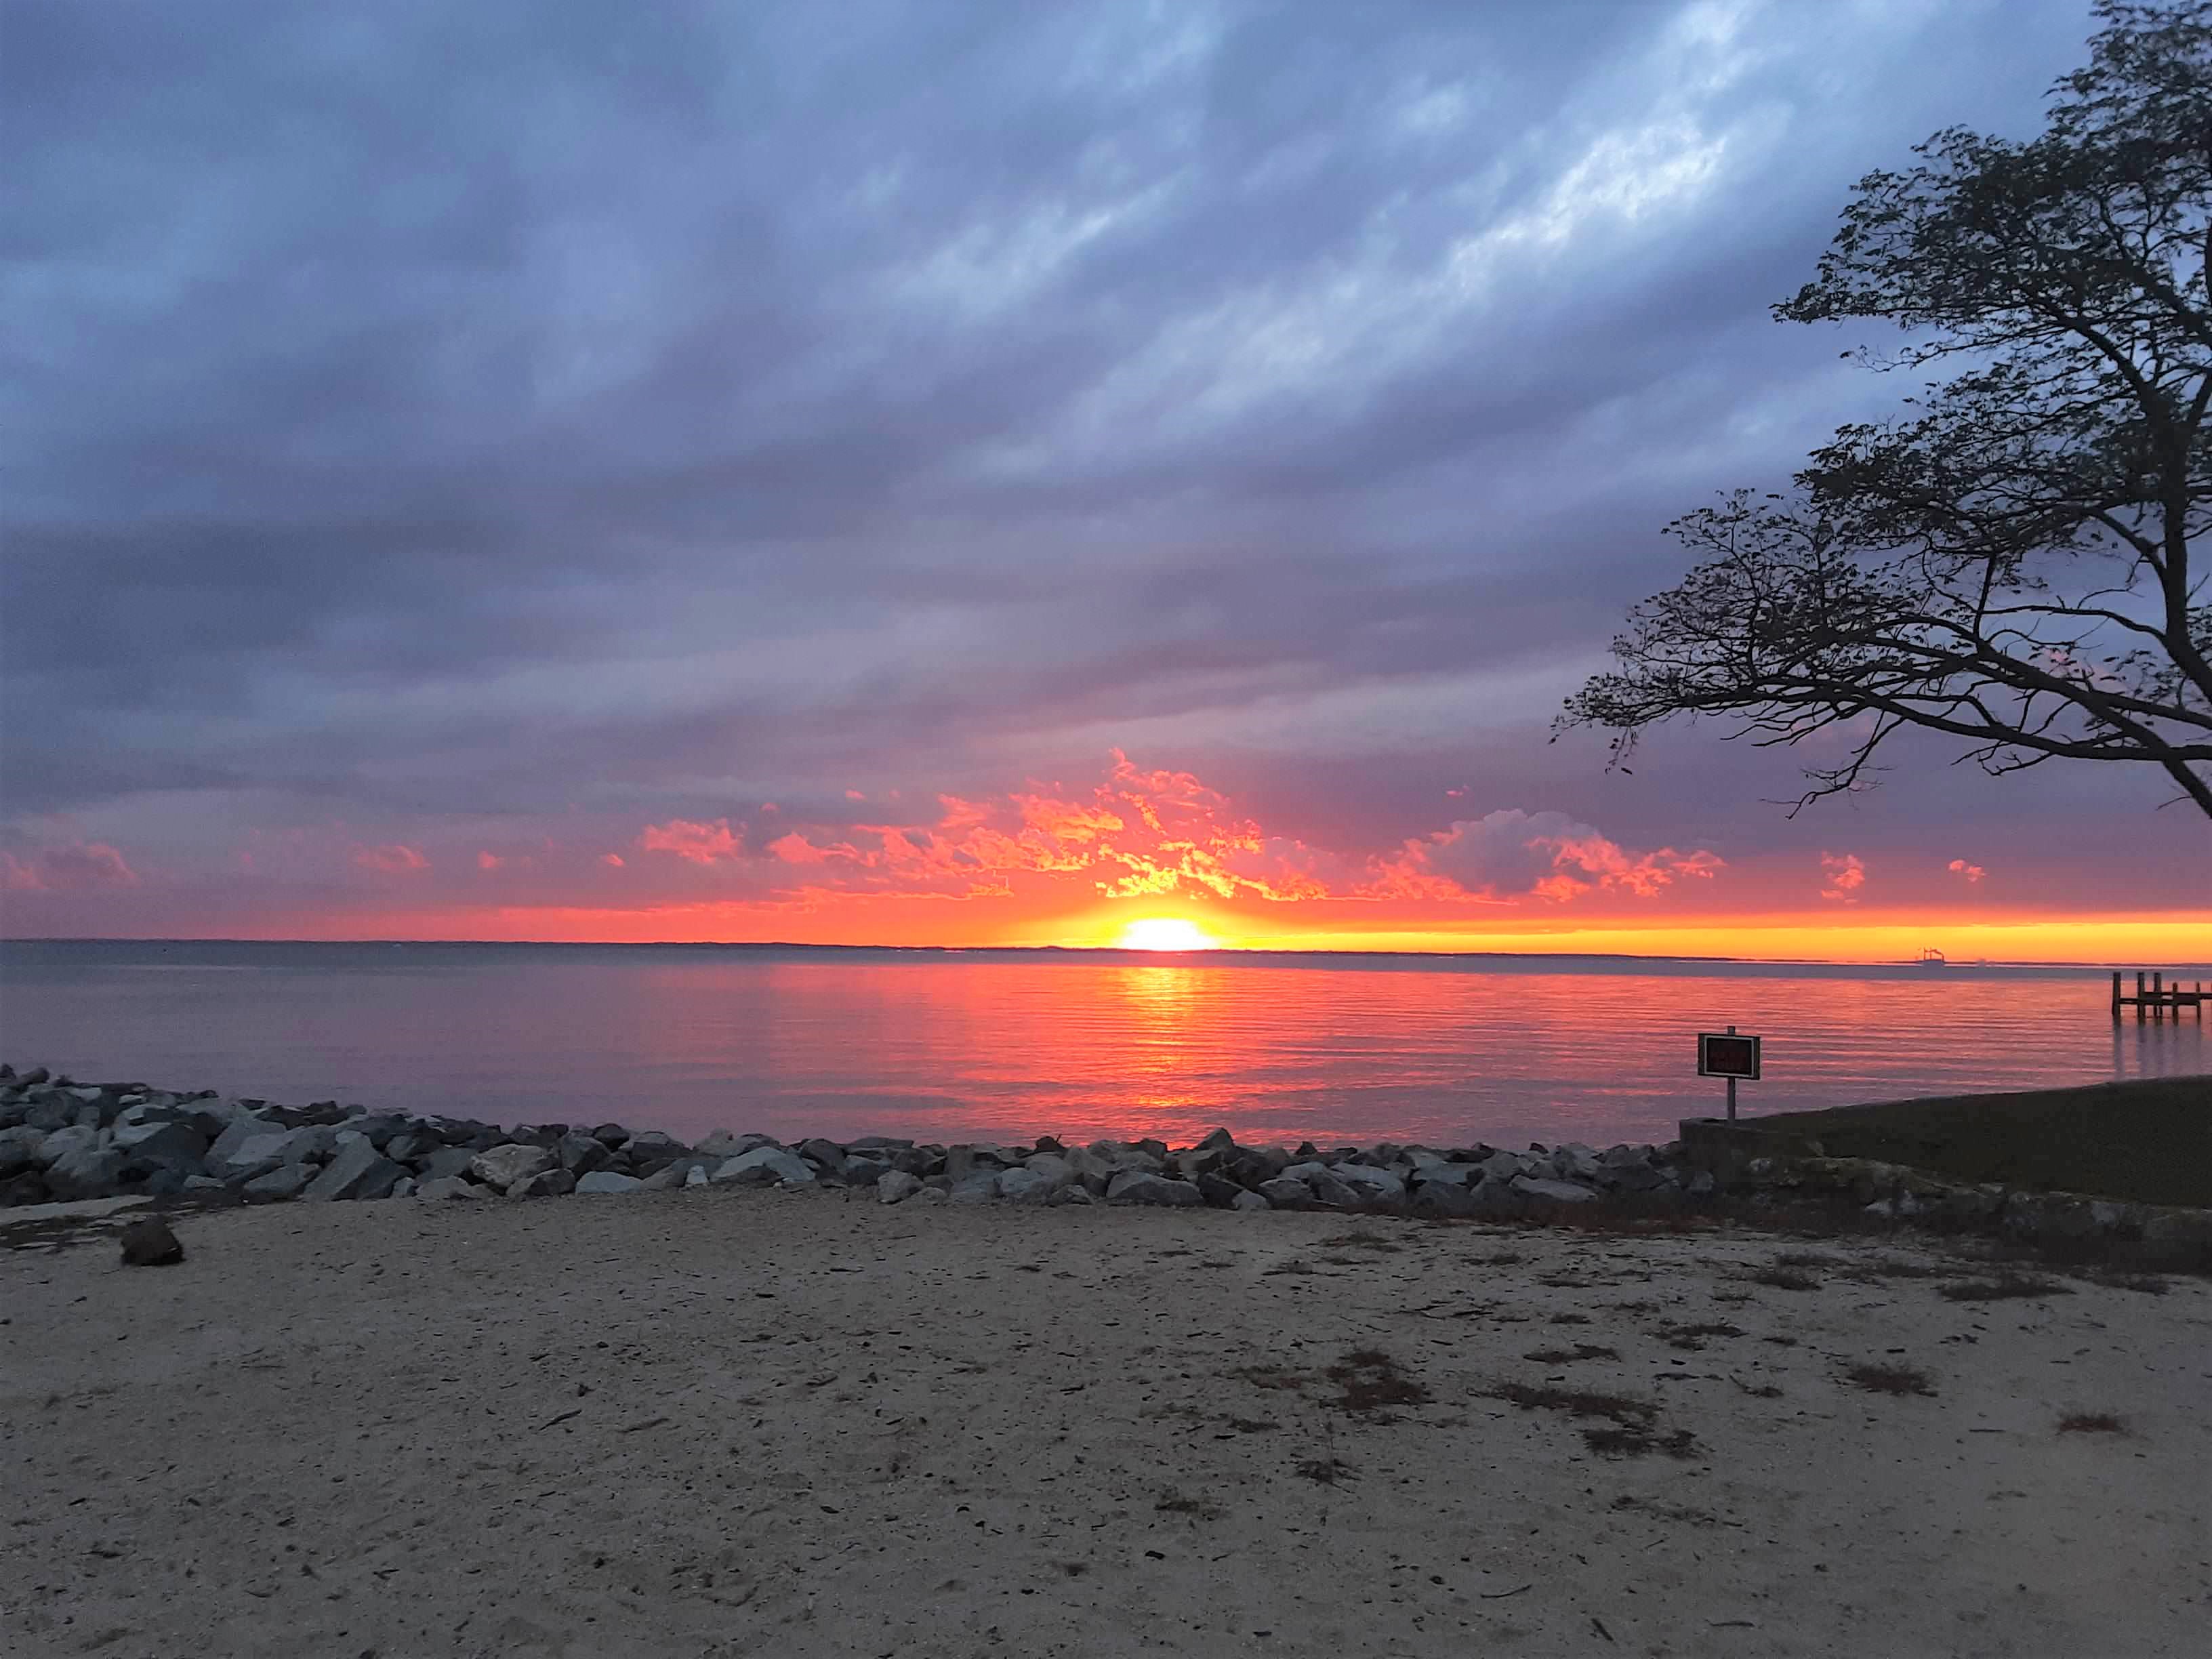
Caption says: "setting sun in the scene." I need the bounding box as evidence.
[1113,916,1219,951]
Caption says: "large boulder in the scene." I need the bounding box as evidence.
[469,1144,555,1190]
[555,1132,612,1175]
[1257,1176,1314,1210]
[244,1164,316,1202]
[1329,1163,1406,1204]
[877,1170,922,1205]
[203,1113,284,1171]
[947,1170,1003,1204]
[710,1146,817,1188]
[111,1120,210,1174]
[624,1131,692,1170]
[696,1128,775,1160]
[35,1124,100,1168]
[44,1145,128,1200]
[510,1168,577,1200]
[1105,1170,1204,1207]
[574,1170,642,1195]
[0,1124,45,1174]
[304,1136,408,1202]
[797,1138,848,1179]
[1510,1175,1599,1205]
[997,1167,1059,1205]
[416,1146,478,1182]
[415,1175,480,1200]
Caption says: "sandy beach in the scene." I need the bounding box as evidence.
[3,1189,2207,1659]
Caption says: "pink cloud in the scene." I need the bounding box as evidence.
[1820,852,1866,903]
[637,818,743,864]
[476,851,504,872]
[352,843,430,874]
[1370,811,1721,904]
[1947,858,1986,884]
[600,853,626,867]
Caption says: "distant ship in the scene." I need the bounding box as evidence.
[1917,947,1948,967]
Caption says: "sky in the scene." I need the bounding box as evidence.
[3,0,2207,962]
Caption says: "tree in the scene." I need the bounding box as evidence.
[1561,0,2212,819]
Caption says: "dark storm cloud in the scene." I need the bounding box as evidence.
[14,0,2184,918]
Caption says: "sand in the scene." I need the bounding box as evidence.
[2,1190,2207,1658]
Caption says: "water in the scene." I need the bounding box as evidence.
[1,941,2203,1149]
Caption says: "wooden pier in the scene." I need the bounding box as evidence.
[2112,970,2207,1020]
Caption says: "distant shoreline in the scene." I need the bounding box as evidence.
[6,937,2205,973]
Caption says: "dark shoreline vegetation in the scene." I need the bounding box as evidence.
[3,1064,2207,1272]
[1750,1077,2212,1210]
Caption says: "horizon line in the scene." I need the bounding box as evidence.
[6,936,2205,972]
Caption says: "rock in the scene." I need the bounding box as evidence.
[388,1176,417,1198]
[697,1129,775,1160]
[575,1170,643,1195]
[997,1167,1059,1204]
[1257,1177,1313,1210]
[877,1170,922,1205]
[911,1187,947,1206]
[684,1164,710,1187]
[243,1164,316,1202]
[1328,1163,1406,1203]
[1509,1175,1600,1204]
[623,1130,691,1170]
[303,1136,407,1202]
[1410,1181,1487,1218]
[1408,1158,1479,1189]
[591,1122,631,1148]
[469,1144,555,1189]
[947,1170,1003,1204]
[1550,1144,1601,1182]
[638,1161,691,1191]
[1303,1170,1361,1208]
[712,1146,819,1188]
[203,1112,283,1171]
[416,1146,478,1182]
[35,1124,101,1168]
[1477,1149,1528,1183]
[797,1138,849,1177]
[0,1123,49,1174]
[1105,1170,1204,1207]
[842,1154,894,1187]
[118,1218,184,1266]
[0,1170,48,1206]
[114,1121,211,1175]
[181,1175,228,1193]
[415,1176,480,1200]
[347,1113,407,1151]
[556,1132,612,1174]
[1196,1171,1247,1208]
[511,1168,577,1200]
[1230,1189,1271,1212]
[44,1145,127,1200]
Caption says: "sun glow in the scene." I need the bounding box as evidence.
[1114,916,1219,951]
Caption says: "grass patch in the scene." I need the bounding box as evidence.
[1584,1423,1700,1459]
[1845,1362,1936,1397]
[1522,1343,1620,1364]
[1319,1231,1404,1252]
[1326,1349,1429,1416]
[1746,1265,1822,1292]
[1773,1250,1844,1269]
[1749,1076,2212,1208]
[1487,1381,1656,1425]
[2058,1412,2127,1435]
[1938,1271,2072,1303]
[1655,1321,1745,1351]
[1154,1488,1222,1519]
[1229,1364,1311,1391]
[1859,1257,1958,1280]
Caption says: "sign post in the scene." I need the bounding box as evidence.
[1696,1025,1761,1120]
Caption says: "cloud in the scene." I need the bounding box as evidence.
[1947,858,1986,884]
[477,851,504,871]
[600,853,626,867]
[2,842,139,891]
[1371,809,1720,903]
[637,818,745,865]
[350,843,429,874]
[1820,851,1866,903]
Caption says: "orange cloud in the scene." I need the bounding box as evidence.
[3,842,140,891]
[637,818,743,864]
[1947,858,1986,884]
[1820,851,1866,903]
[1371,810,1721,904]
[352,843,429,874]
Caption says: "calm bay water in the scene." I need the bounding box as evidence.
[1,940,2204,1149]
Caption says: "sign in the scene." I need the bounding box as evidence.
[1698,1031,1761,1080]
